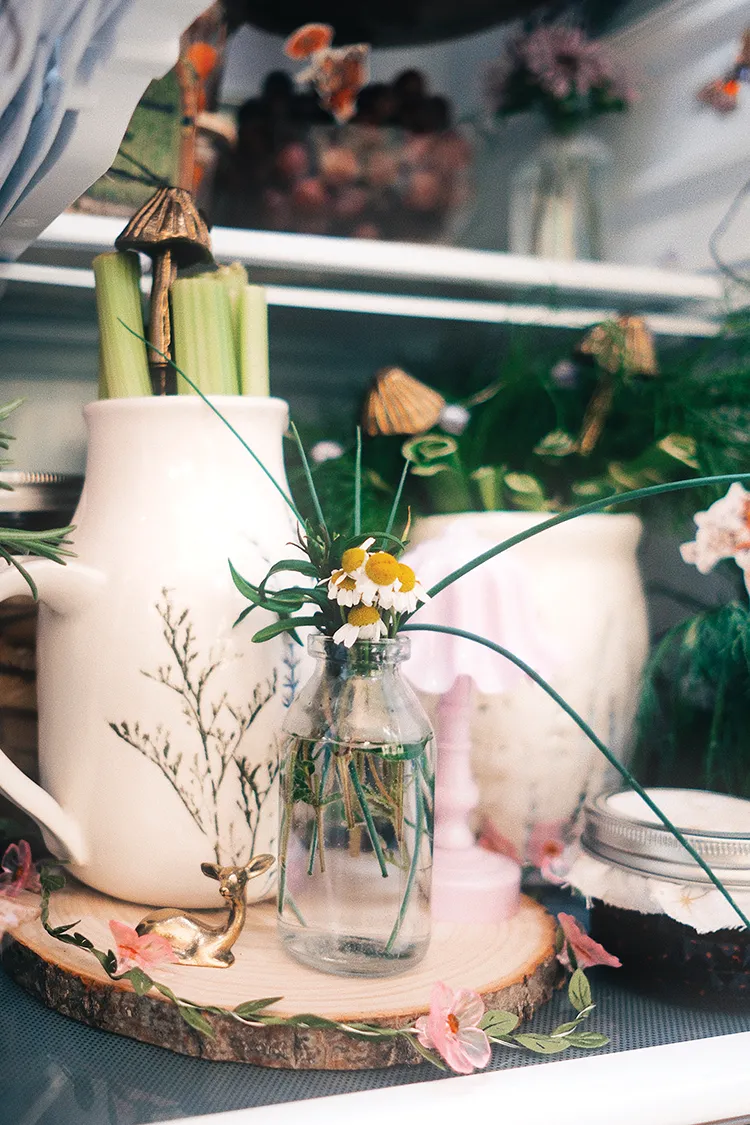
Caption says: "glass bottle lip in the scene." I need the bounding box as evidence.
[307,633,410,663]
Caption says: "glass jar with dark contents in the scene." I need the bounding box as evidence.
[570,789,750,1008]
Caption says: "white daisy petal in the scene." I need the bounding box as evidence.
[333,622,360,647]
[357,617,388,641]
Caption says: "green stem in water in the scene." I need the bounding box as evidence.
[404,622,750,930]
[278,738,299,918]
[385,757,425,954]
[348,758,388,877]
[415,474,750,605]
[307,745,333,876]
[284,890,307,927]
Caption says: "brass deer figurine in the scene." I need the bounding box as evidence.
[136,854,275,968]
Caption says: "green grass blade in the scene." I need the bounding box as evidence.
[289,421,328,538]
[403,622,750,930]
[385,458,410,537]
[354,426,362,536]
[420,473,750,603]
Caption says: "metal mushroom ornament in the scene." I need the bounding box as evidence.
[362,366,446,437]
[576,315,658,456]
[115,186,213,392]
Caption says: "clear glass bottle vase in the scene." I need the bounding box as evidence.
[509,132,610,261]
[277,634,435,976]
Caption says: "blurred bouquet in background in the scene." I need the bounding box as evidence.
[488,24,636,259]
[489,24,636,135]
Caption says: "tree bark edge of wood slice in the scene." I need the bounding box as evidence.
[2,891,561,1070]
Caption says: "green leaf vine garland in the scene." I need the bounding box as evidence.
[37,866,608,1072]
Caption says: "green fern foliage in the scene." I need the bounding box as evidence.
[634,602,750,798]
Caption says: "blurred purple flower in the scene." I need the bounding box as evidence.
[489,24,635,127]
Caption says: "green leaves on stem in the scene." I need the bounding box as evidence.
[478,969,607,1056]
[37,864,609,1069]
[0,399,75,598]
[403,622,750,930]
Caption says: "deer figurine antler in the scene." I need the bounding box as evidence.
[136,854,274,968]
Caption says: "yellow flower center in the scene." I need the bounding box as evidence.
[365,552,399,585]
[396,563,416,593]
[348,604,381,627]
[331,569,357,591]
[341,547,366,573]
[446,1013,459,1035]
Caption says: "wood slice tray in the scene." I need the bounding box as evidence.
[2,879,559,1069]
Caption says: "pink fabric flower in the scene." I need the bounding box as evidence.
[0,896,39,938]
[0,840,41,898]
[414,982,492,1074]
[478,819,521,864]
[557,912,621,970]
[526,820,572,883]
[109,920,178,973]
[680,484,750,577]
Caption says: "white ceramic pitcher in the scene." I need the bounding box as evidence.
[0,397,305,908]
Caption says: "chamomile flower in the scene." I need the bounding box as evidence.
[376,562,430,614]
[333,537,375,585]
[356,550,401,606]
[327,569,361,606]
[333,604,387,647]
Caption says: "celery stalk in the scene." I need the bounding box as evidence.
[171,276,239,395]
[239,284,270,396]
[211,262,247,342]
[93,251,151,399]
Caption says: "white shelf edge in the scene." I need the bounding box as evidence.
[0,262,719,336]
[166,1031,750,1125]
[33,213,723,304]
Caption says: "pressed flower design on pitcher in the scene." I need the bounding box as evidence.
[109,589,281,864]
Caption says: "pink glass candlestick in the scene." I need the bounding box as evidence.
[431,674,520,924]
[402,526,556,924]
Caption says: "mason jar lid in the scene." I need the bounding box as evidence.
[581,788,750,887]
[0,471,82,514]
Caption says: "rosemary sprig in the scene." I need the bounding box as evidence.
[0,400,75,598]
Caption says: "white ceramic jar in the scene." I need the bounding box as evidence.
[0,397,305,907]
[408,511,648,863]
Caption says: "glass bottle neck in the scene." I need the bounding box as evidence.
[308,634,410,675]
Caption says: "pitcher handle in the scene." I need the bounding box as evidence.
[0,558,103,863]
